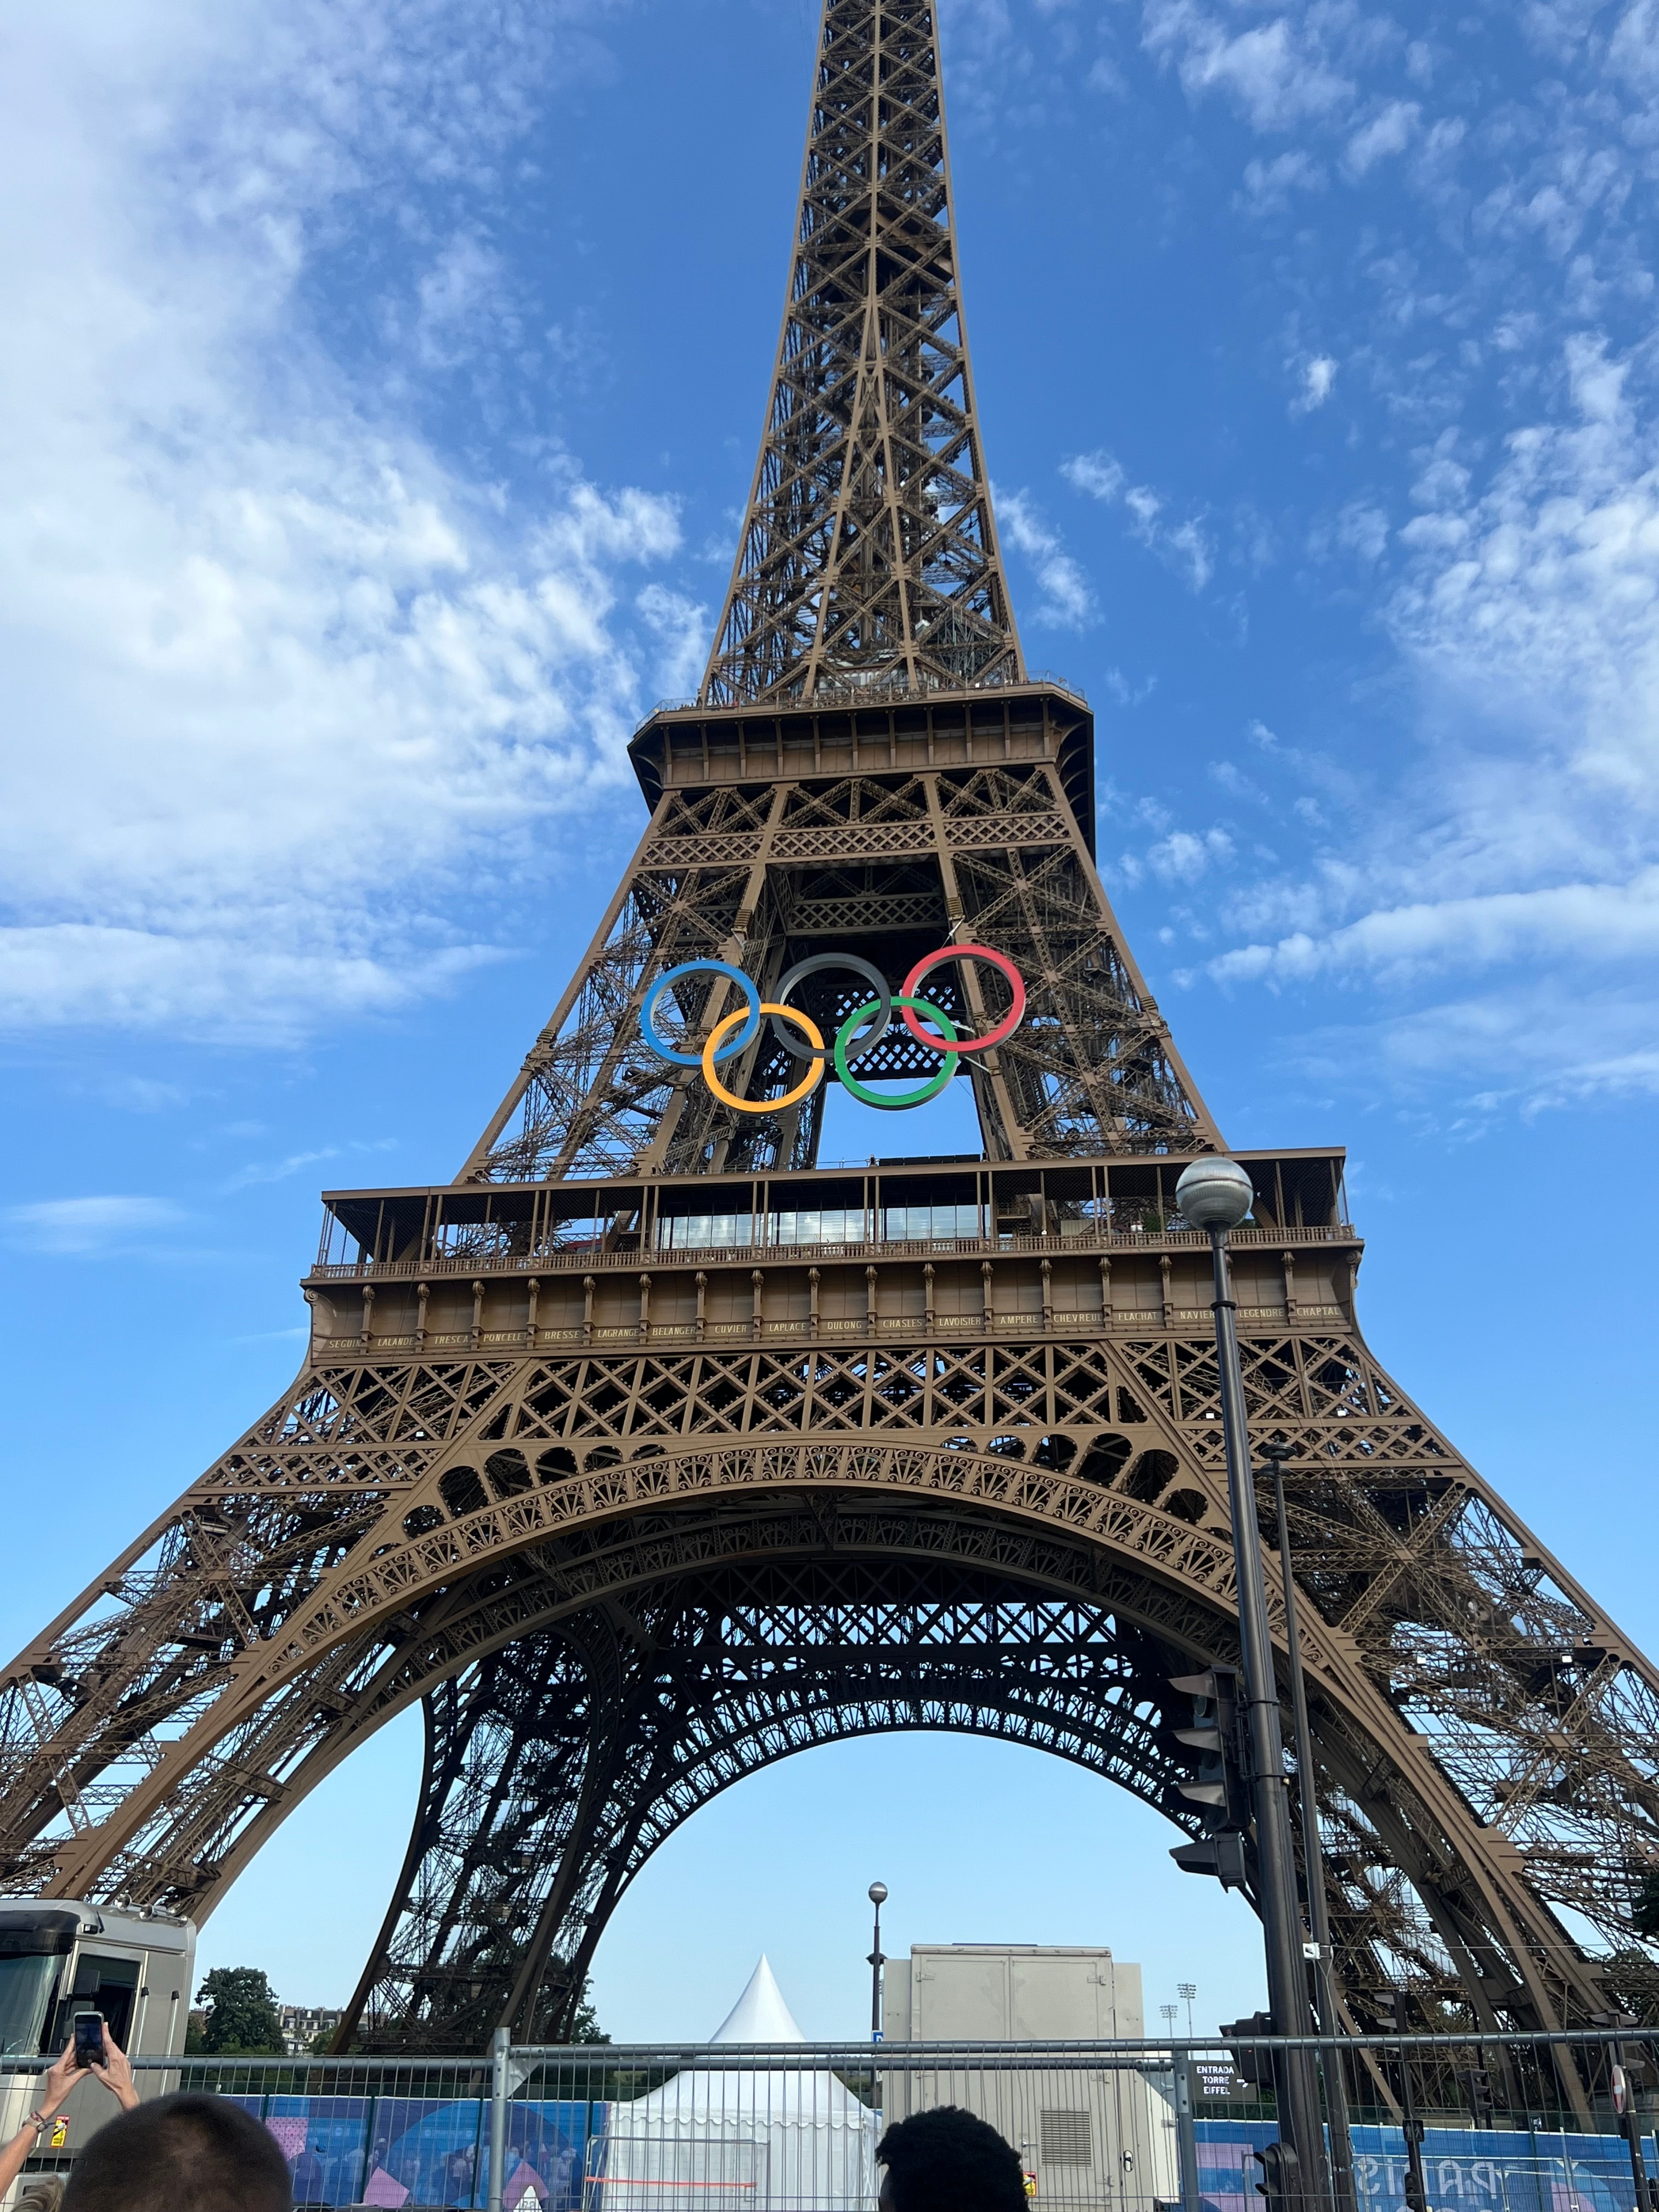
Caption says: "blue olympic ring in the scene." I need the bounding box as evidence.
[640,960,762,1066]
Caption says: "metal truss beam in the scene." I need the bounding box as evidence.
[703,0,1022,706]
[460,759,1223,1180]
[2,1287,1655,2085]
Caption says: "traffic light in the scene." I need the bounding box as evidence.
[1457,2067,1495,2126]
[1169,1666,1251,1893]
[1221,2010,1276,2089]
[1251,2141,1301,2208]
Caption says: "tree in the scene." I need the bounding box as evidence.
[196,1967,284,2055]
[569,1978,608,2045]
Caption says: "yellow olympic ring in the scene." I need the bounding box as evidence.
[702,1002,825,1115]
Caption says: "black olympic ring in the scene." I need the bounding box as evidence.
[769,953,893,1064]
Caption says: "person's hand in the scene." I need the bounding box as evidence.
[88,2023,138,2113]
[36,2037,80,2120]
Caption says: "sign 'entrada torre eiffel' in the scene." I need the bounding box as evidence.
[6,0,1657,2100]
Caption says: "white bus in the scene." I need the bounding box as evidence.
[0,1899,195,2198]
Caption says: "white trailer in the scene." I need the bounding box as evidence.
[881,1944,1180,2211]
[0,1899,195,2199]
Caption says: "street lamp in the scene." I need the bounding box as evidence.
[1175,1156,1332,2212]
[868,1882,888,2044]
[1178,1984,1198,2038]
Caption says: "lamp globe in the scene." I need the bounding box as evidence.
[869,1881,888,1906]
[1175,1157,1255,1232]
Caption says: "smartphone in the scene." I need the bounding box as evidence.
[72,2012,105,2069]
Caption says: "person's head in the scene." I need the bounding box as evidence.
[62,2094,291,2212]
[876,2106,1028,2212]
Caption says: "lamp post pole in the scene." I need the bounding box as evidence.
[1263,1440,1357,2212]
[1379,1995,1427,2212]
[1176,1158,1333,2212]
[868,1881,888,2045]
[1592,2013,1655,2212]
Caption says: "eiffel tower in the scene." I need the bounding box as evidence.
[5,0,1657,2109]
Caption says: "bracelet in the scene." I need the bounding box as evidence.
[23,2113,50,2135]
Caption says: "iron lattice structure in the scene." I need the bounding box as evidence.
[3,0,1658,2120]
[702,0,1020,706]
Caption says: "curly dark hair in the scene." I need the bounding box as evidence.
[876,2104,1029,2212]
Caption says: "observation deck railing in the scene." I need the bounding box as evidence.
[635,666,1089,731]
[307,1218,1357,1285]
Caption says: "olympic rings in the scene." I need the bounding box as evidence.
[769,952,892,1062]
[835,995,960,1110]
[703,1003,826,1115]
[640,960,761,1066]
[899,944,1025,1054]
[636,941,1025,1111]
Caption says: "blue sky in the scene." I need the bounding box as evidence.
[4,0,1659,2039]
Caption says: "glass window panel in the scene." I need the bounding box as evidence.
[659,1215,753,1251]
[771,1210,865,1244]
[0,1956,59,2057]
[880,1204,981,1241]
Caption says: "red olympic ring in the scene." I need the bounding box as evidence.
[899,945,1025,1054]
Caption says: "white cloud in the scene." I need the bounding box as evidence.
[1149,828,1235,884]
[221,1140,394,1192]
[1142,1,1355,131]
[1345,99,1420,176]
[0,0,679,1045]
[1291,355,1338,414]
[1209,871,1659,987]
[996,488,1096,625]
[636,584,712,702]
[1287,980,1659,1110]
[1210,760,1268,804]
[1390,334,1659,802]
[409,232,514,371]
[1064,0,1659,1110]
[1062,450,1214,591]
[1063,452,1125,503]
[1238,149,1328,213]
[3,1197,186,1255]
[1323,499,1389,564]
[1202,321,1659,1102]
[0,929,500,1037]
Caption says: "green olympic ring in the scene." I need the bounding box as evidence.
[834,994,960,1110]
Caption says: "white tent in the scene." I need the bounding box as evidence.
[588,1956,877,2210]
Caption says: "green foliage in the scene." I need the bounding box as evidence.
[1634,1869,1659,1939]
[196,1966,285,2055]
[569,1978,608,2045]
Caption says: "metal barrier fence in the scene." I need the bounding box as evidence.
[5,2031,1658,2212]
